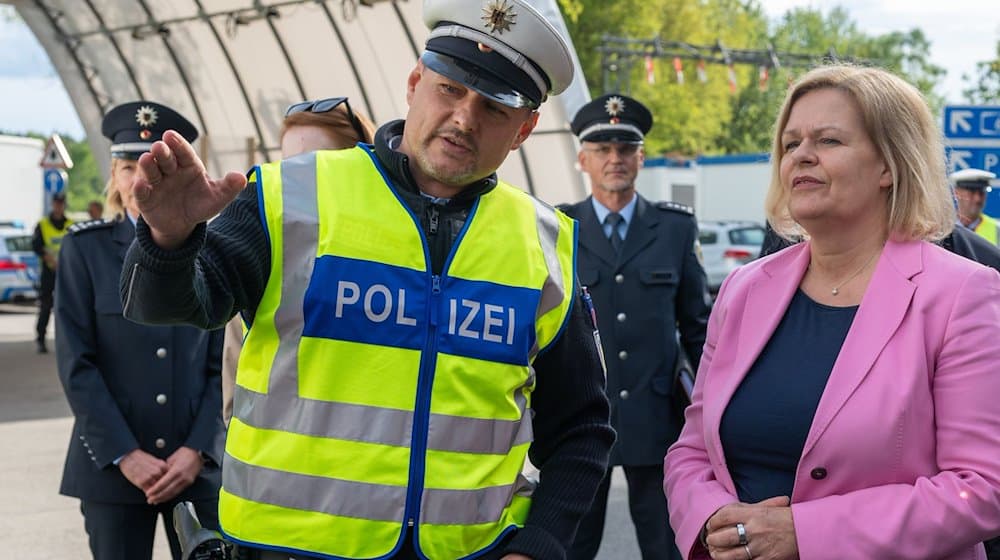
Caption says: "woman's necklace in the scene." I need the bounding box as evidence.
[825,249,881,296]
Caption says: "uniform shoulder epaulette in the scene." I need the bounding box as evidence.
[654,200,695,216]
[68,218,114,235]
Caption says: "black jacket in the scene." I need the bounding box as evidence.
[560,195,711,466]
[56,217,224,503]
[119,120,614,560]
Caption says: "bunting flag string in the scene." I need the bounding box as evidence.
[673,57,684,84]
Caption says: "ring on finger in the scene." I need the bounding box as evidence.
[743,543,752,559]
[735,522,748,546]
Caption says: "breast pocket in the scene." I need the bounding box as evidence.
[578,267,600,288]
[640,267,679,304]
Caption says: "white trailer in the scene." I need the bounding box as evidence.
[0,135,44,229]
[637,153,772,224]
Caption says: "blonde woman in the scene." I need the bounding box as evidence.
[664,65,1000,560]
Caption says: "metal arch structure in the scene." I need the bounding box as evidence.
[6,0,588,205]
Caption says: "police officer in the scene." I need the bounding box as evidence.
[951,168,999,244]
[561,94,711,560]
[56,101,224,560]
[119,1,614,559]
[32,191,72,353]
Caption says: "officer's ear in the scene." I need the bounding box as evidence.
[509,111,539,152]
[406,61,425,106]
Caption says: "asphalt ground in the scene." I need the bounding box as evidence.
[0,302,642,559]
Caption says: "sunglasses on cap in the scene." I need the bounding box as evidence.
[284,97,369,143]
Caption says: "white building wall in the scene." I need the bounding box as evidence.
[0,135,44,229]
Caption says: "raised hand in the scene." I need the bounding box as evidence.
[132,130,248,250]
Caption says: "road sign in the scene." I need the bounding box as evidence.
[43,168,67,194]
[39,134,73,169]
[944,105,1000,174]
[944,106,1000,139]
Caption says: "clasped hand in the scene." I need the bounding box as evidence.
[704,496,798,560]
[118,446,205,505]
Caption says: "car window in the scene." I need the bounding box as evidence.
[698,231,718,245]
[728,227,765,246]
[4,235,33,252]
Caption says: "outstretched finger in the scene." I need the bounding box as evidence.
[163,129,202,170]
[135,151,163,193]
[149,138,178,177]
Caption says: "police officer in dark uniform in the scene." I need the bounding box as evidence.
[561,94,711,560]
[56,101,224,560]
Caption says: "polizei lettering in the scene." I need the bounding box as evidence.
[333,281,517,346]
[335,281,418,326]
[447,299,516,345]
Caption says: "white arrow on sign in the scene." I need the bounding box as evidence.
[950,149,973,169]
[949,110,974,135]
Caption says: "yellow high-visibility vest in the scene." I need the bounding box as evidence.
[38,215,72,268]
[974,214,999,245]
[220,147,576,559]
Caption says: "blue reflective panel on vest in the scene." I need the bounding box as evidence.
[437,276,539,366]
[303,256,428,350]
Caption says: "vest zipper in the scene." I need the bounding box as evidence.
[404,273,442,548]
[428,205,439,235]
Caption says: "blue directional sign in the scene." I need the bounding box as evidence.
[43,168,67,194]
[944,105,1000,175]
[944,106,1000,140]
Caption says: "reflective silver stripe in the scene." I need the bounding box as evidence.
[421,473,536,525]
[530,198,567,358]
[223,453,407,522]
[269,153,319,398]
[236,384,529,454]
[234,384,413,447]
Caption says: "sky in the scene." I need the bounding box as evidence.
[0,1,997,140]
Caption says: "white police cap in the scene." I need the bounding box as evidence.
[422,0,574,109]
[949,168,997,190]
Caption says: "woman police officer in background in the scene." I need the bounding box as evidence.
[56,101,225,560]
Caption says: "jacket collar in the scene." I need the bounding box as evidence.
[578,193,658,268]
[704,238,923,471]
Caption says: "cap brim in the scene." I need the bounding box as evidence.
[421,51,538,110]
[581,131,644,144]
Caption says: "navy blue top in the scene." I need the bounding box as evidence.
[719,289,857,503]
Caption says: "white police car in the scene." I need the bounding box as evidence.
[0,224,39,302]
[698,221,765,293]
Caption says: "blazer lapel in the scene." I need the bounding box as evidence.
[703,244,810,473]
[577,198,618,268]
[800,239,921,457]
[617,196,657,267]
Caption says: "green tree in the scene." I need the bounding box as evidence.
[963,40,1000,103]
[559,1,945,156]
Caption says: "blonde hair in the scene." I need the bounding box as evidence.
[765,64,954,242]
[104,158,127,220]
[280,104,375,147]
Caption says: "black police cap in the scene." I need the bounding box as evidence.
[101,101,198,160]
[571,94,653,144]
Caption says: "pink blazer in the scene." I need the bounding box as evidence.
[664,239,1000,560]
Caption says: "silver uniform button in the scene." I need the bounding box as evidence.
[619,389,629,400]
[155,438,166,449]
[616,312,626,322]
[615,274,624,284]
[618,350,628,360]
[156,347,167,359]
[156,394,167,405]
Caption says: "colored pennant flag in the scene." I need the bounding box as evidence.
[673,57,684,85]
[696,60,707,83]
[727,64,738,93]
[758,66,769,91]
[645,55,656,85]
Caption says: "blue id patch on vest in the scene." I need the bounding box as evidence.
[304,256,428,350]
[303,256,540,364]
[437,277,539,366]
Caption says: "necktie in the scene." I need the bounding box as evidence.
[605,212,624,254]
